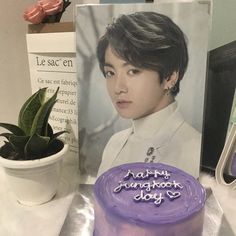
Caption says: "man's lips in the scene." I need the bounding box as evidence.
[115,100,132,109]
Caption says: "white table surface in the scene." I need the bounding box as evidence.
[0,156,79,236]
[0,162,235,236]
[199,173,236,234]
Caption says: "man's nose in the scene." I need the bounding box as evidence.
[114,74,128,95]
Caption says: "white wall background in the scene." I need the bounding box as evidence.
[0,0,33,125]
[0,0,235,129]
[210,0,236,50]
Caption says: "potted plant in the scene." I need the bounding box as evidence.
[0,87,68,206]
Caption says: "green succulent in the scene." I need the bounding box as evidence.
[0,87,67,160]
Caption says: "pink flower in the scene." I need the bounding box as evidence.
[23,0,70,24]
[23,4,46,24]
[38,0,63,16]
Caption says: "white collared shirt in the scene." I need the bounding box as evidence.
[112,102,178,167]
[98,102,201,178]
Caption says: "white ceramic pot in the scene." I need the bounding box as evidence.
[0,143,69,206]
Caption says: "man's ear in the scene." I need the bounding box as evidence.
[164,71,179,90]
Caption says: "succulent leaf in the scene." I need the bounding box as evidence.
[9,135,30,151]
[0,142,17,159]
[24,133,50,158]
[0,123,25,136]
[47,124,54,138]
[41,100,57,136]
[18,88,47,135]
[30,87,59,136]
[0,87,66,160]
[0,133,13,141]
[51,131,68,140]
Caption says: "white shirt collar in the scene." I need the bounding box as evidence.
[131,101,177,139]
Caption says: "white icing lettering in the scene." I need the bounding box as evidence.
[123,170,135,180]
[172,180,183,189]
[166,191,181,200]
[123,169,171,181]
[134,190,164,206]
[113,168,183,206]
[113,180,183,193]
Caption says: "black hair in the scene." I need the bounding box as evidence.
[96,11,189,96]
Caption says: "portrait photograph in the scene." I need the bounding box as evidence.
[76,2,210,180]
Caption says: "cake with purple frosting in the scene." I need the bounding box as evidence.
[93,162,206,236]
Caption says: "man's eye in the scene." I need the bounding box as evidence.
[104,71,114,78]
[128,69,141,75]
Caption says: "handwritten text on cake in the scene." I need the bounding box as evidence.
[113,169,183,206]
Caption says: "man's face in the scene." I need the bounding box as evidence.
[104,46,173,120]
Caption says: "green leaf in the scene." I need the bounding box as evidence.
[0,141,16,159]
[40,103,56,136]
[51,130,68,140]
[24,133,50,158]
[30,87,59,136]
[9,135,30,151]
[0,123,25,136]
[18,88,47,135]
[0,133,13,141]
[47,124,54,138]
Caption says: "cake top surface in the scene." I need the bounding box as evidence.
[94,162,206,225]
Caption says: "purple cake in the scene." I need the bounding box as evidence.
[93,162,206,236]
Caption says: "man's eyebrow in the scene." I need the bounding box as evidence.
[104,62,130,68]
[104,63,114,68]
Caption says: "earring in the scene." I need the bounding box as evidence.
[170,84,177,93]
[164,87,171,95]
